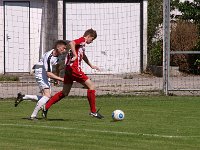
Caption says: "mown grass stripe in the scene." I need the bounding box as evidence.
[1,123,199,139]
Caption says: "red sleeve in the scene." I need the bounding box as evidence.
[73,37,85,45]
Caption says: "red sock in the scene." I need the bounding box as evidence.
[87,90,96,113]
[45,91,65,110]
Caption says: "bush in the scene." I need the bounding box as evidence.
[149,41,163,66]
[147,0,163,68]
[171,21,199,51]
[170,20,199,72]
[0,75,19,81]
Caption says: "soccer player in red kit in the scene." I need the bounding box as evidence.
[42,29,104,119]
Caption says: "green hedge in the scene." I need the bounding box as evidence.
[0,75,19,81]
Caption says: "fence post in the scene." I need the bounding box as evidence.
[163,0,170,95]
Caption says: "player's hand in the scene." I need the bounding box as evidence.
[91,65,100,71]
[71,56,77,62]
[60,78,64,82]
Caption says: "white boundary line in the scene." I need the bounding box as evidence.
[0,123,200,139]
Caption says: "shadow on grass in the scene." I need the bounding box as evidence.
[110,120,123,122]
[21,117,68,121]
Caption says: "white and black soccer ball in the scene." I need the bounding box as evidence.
[112,110,125,121]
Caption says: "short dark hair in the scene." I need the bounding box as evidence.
[53,40,67,49]
[83,28,97,39]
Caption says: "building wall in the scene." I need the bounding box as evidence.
[0,2,4,73]
[0,0,147,74]
[63,1,148,74]
[0,0,58,74]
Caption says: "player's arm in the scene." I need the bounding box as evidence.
[83,53,100,71]
[47,72,64,82]
[43,54,64,82]
[69,41,78,61]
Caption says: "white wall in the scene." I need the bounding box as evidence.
[0,0,45,74]
[0,0,147,74]
[65,2,147,74]
[30,0,45,73]
[0,1,4,73]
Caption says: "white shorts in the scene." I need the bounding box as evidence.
[34,66,51,92]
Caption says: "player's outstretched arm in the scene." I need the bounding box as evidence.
[83,53,100,71]
[47,72,64,82]
[69,41,78,61]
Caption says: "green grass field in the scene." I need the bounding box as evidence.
[0,96,200,150]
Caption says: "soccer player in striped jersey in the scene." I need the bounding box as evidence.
[15,40,77,120]
[42,29,104,119]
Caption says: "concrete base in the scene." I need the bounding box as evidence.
[151,65,183,77]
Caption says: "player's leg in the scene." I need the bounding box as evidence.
[44,67,73,111]
[30,69,51,119]
[82,79,96,113]
[30,88,51,119]
[45,83,72,110]
[42,68,73,118]
[82,79,96,112]
[81,79,104,119]
[15,93,42,107]
[42,83,72,119]
[23,95,42,101]
[15,66,44,108]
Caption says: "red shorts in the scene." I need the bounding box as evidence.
[64,66,89,84]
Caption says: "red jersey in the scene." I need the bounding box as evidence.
[65,37,86,70]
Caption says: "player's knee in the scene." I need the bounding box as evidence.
[62,90,69,96]
[89,85,95,90]
[44,93,51,98]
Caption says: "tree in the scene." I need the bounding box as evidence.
[171,0,200,24]
[147,0,163,46]
[171,0,200,74]
[147,0,163,67]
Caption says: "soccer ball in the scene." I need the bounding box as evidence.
[112,110,125,121]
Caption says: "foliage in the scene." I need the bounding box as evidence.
[170,20,199,71]
[170,20,199,51]
[147,0,163,66]
[193,58,200,74]
[194,59,200,66]
[147,0,200,70]
[171,0,200,48]
[171,0,200,24]
[0,75,19,81]
[170,0,200,74]
[147,0,163,43]
[149,41,163,66]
